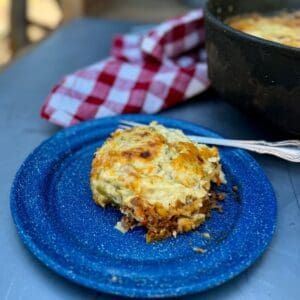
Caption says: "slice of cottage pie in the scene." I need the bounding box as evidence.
[90,122,225,242]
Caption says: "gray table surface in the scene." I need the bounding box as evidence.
[0,18,299,300]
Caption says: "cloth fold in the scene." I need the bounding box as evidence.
[41,9,210,127]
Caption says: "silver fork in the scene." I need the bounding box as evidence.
[119,120,300,162]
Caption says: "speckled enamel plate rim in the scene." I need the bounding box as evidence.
[10,114,277,298]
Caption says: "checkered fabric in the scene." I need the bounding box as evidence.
[41,9,210,127]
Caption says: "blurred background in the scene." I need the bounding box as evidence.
[0,0,204,70]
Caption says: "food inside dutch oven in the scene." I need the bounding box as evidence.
[227,10,300,48]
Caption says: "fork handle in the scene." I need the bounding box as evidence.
[189,136,300,162]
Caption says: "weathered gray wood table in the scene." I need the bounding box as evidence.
[0,19,299,300]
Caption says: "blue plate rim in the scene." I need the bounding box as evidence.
[10,114,277,298]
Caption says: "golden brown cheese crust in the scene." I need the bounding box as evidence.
[90,122,225,242]
[227,11,300,48]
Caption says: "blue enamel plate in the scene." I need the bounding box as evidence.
[10,115,276,298]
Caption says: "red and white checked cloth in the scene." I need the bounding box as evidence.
[41,10,210,127]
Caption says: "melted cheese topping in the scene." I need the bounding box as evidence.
[227,11,300,48]
[90,122,225,241]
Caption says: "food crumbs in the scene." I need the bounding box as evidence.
[217,193,225,201]
[232,185,238,192]
[192,247,207,253]
[202,232,211,239]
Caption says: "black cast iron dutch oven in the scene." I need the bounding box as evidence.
[204,0,300,135]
